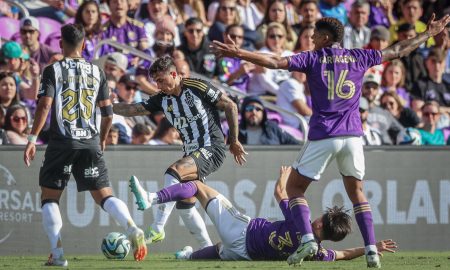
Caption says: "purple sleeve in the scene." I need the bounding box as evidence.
[354,49,382,69]
[191,245,220,259]
[309,247,336,262]
[279,199,291,220]
[287,52,313,73]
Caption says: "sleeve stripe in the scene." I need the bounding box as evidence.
[183,79,208,91]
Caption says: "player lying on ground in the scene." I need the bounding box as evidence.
[129,166,397,261]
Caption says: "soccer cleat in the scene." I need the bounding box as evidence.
[144,226,165,245]
[44,253,68,267]
[129,227,148,261]
[287,240,318,266]
[366,251,381,268]
[174,246,193,260]
[129,175,152,210]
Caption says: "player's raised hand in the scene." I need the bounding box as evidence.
[376,239,397,256]
[229,141,248,165]
[210,35,240,59]
[426,13,450,37]
[24,142,36,167]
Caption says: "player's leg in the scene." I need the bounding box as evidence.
[338,137,380,268]
[286,139,338,265]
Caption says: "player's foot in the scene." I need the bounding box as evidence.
[129,175,154,210]
[287,240,318,266]
[174,246,193,259]
[144,226,165,244]
[44,253,68,267]
[129,227,148,261]
[366,251,381,268]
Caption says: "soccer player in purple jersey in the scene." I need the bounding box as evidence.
[211,14,450,268]
[129,166,397,261]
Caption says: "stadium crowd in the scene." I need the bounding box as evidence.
[0,0,449,146]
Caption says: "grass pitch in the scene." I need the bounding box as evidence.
[0,252,448,270]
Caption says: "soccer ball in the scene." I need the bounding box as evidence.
[397,127,422,145]
[101,232,131,259]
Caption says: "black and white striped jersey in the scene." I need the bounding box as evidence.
[141,78,225,155]
[38,57,109,148]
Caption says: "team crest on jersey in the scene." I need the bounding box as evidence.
[184,90,195,107]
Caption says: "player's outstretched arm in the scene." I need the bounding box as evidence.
[112,103,150,117]
[334,239,397,261]
[210,35,289,70]
[382,13,450,62]
[274,166,290,203]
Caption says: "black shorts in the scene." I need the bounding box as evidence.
[188,145,226,181]
[39,145,110,192]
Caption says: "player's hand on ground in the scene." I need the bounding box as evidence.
[229,141,248,165]
[376,239,397,256]
[426,13,450,37]
[24,142,36,167]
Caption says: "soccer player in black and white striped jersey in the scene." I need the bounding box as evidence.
[23,24,147,265]
[113,55,247,249]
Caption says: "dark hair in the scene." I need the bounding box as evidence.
[74,0,102,36]
[294,25,315,52]
[0,72,20,106]
[148,55,176,78]
[427,47,446,62]
[225,23,243,35]
[259,0,295,43]
[397,23,415,33]
[109,124,120,133]
[401,0,423,7]
[299,0,318,9]
[152,117,176,140]
[321,206,352,242]
[132,123,152,137]
[61,24,85,48]
[4,104,29,134]
[185,17,203,28]
[315,17,344,43]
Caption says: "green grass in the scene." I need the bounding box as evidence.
[0,252,449,270]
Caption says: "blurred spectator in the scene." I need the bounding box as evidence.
[216,24,254,93]
[389,0,434,47]
[30,0,77,23]
[178,17,217,78]
[249,22,293,96]
[381,60,410,107]
[106,124,120,145]
[292,0,320,36]
[0,0,18,19]
[343,0,371,49]
[175,59,191,78]
[294,25,315,53]
[410,96,425,119]
[0,107,6,144]
[256,0,298,51]
[75,0,102,61]
[276,71,312,129]
[285,0,302,26]
[380,91,420,128]
[319,0,347,25]
[366,26,390,50]
[417,101,446,145]
[171,0,208,26]
[237,96,299,145]
[149,117,181,145]
[3,104,30,145]
[397,23,427,91]
[411,48,450,113]
[0,72,22,115]
[368,0,394,28]
[234,0,267,31]
[420,0,450,26]
[131,123,153,144]
[127,0,142,18]
[362,73,404,144]
[104,52,128,82]
[19,17,57,71]
[100,0,149,67]
[360,97,383,145]
[144,0,181,47]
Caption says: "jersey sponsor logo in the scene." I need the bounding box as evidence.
[71,128,92,138]
[63,165,72,174]
[206,88,220,101]
[199,148,212,160]
[167,104,173,112]
[61,60,92,73]
[172,114,201,129]
[184,90,195,107]
[84,167,99,178]
[183,142,199,153]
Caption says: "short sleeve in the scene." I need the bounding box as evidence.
[140,95,163,113]
[184,79,222,105]
[287,52,314,73]
[96,69,109,103]
[38,65,56,99]
[355,49,382,69]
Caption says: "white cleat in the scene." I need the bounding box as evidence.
[129,175,153,210]
[128,226,148,261]
[366,251,381,268]
[287,240,318,266]
[175,246,193,260]
[44,254,68,267]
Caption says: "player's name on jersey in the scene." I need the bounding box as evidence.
[319,55,357,64]
[58,75,95,86]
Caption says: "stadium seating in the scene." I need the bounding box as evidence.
[44,32,62,53]
[37,17,61,43]
[0,17,20,40]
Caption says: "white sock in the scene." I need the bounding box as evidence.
[365,245,378,254]
[103,197,136,231]
[151,173,179,233]
[178,207,212,248]
[42,202,63,257]
[301,233,315,244]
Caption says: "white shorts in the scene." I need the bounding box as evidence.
[205,194,252,261]
[292,136,365,180]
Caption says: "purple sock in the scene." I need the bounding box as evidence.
[289,197,313,237]
[156,181,198,203]
[191,245,220,260]
[354,202,376,246]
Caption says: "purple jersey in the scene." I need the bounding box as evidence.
[288,46,382,140]
[245,200,336,261]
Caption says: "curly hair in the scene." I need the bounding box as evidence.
[148,55,176,78]
[315,17,344,43]
[321,206,352,242]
